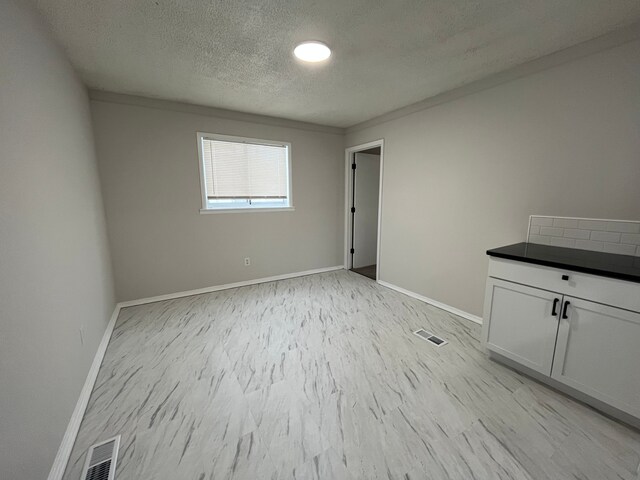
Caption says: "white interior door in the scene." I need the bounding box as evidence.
[551,297,640,418]
[352,152,380,269]
[484,278,561,375]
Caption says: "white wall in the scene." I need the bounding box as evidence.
[346,39,640,317]
[0,1,115,479]
[90,96,345,301]
[353,153,380,268]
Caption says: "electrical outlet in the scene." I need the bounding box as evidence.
[244,257,251,266]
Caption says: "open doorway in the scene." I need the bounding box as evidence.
[344,140,383,280]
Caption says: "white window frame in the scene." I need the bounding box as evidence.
[197,132,294,214]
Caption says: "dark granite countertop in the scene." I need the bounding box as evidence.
[487,242,640,284]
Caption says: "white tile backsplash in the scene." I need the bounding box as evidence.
[531,217,554,227]
[529,234,551,245]
[549,237,576,248]
[621,233,640,245]
[577,219,609,231]
[528,216,640,257]
[575,239,604,251]
[540,226,564,237]
[590,231,621,243]
[563,228,590,240]
[605,221,640,234]
[552,218,579,229]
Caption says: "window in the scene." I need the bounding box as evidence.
[197,132,293,212]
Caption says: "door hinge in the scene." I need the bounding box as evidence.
[352,163,356,170]
[351,207,355,213]
[350,248,355,254]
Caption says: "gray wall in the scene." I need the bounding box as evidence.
[0,1,115,479]
[90,98,345,301]
[346,39,640,317]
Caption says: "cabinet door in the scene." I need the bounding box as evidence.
[483,278,561,375]
[551,297,640,418]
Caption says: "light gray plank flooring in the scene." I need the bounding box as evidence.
[63,270,640,480]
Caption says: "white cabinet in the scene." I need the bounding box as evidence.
[552,297,640,419]
[483,257,640,423]
[484,279,560,375]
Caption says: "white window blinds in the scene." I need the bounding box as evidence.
[201,137,289,200]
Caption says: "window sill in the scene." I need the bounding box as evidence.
[199,206,296,215]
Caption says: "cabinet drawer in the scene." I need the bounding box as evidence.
[488,257,640,313]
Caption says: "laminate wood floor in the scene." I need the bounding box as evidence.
[63,270,640,480]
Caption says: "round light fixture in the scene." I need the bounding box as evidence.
[293,41,331,62]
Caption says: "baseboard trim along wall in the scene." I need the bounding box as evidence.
[119,265,345,308]
[48,264,344,479]
[377,279,483,325]
[47,304,122,480]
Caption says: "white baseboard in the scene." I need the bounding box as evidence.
[47,304,122,480]
[377,279,483,325]
[119,265,345,308]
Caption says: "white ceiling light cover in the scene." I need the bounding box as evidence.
[294,41,331,62]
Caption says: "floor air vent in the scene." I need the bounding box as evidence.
[80,435,120,480]
[413,329,448,347]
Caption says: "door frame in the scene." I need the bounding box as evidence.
[343,139,384,279]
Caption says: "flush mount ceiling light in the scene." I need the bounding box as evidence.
[293,41,331,62]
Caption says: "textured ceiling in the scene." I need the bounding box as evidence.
[33,0,640,127]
